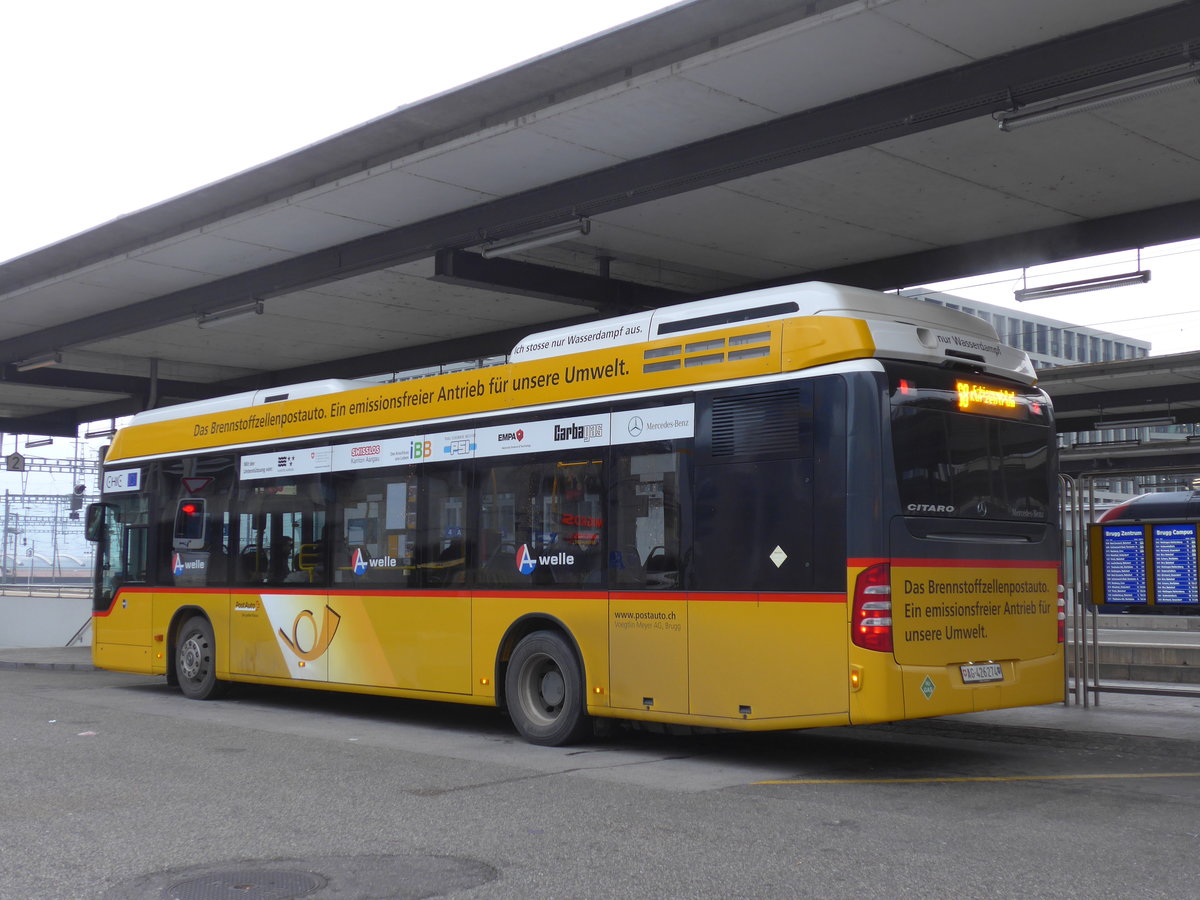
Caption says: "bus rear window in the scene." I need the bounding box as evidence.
[891,405,1050,521]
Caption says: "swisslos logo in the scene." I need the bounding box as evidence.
[515,543,576,575]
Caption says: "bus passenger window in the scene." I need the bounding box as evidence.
[235,469,330,588]
[610,448,687,590]
[155,455,236,587]
[333,467,420,589]
[480,456,605,589]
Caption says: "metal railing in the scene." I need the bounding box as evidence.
[0,583,91,599]
[1064,467,1200,703]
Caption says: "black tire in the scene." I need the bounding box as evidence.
[505,630,590,746]
[175,615,228,700]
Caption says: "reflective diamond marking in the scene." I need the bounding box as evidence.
[769,546,787,568]
[920,675,936,700]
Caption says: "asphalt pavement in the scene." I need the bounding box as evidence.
[2,644,1197,745]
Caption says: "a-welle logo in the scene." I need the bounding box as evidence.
[278,605,342,661]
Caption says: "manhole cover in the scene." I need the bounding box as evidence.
[102,853,498,900]
[166,869,325,900]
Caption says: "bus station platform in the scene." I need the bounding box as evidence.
[2,645,1197,746]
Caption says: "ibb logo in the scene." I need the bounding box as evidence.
[410,440,432,459]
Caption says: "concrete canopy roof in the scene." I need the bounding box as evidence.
[3,0,1200,436]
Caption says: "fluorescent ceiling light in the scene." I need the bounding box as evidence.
[15,351,62,372]
[998,70,1200,131]
[1014,270,1149,302]
[480,219,591,258]
[1093,416,1176,429]
[24,436,53,448]
[197,300,264,328]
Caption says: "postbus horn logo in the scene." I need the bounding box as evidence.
[278,606,342,662]
[516,544,537,575]
[351,548,369,576]
[172,553,185,577]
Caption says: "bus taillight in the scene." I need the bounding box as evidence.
[852,563,893,652]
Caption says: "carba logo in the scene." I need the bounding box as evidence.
[516,544,537,575]
[351,548,369,576]
[554,421,604,442]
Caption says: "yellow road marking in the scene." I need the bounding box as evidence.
[756,772,1200,785]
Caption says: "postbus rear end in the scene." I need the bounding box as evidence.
[847,361,1063,723]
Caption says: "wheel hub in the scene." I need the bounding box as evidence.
[539,669,565,707]
[179,636,203,680]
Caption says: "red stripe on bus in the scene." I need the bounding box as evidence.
[93,587,845,607]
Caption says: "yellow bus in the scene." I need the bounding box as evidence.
[87,281,1063,744]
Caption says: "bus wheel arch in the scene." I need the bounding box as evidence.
[497,616,590,746]
[171,609,229,700]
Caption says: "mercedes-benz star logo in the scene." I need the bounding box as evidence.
[627,416,644,437]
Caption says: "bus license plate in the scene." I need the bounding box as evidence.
[960,663,1003,684]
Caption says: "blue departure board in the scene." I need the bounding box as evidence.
[1152,524,1199,605]
[1101,526,1147,604]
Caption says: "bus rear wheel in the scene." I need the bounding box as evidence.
[505,630,589,746]
[175,615,228,700]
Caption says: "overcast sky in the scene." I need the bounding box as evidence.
[0,0,678,261]
[4,0,1198,353]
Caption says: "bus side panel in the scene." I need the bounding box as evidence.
[608,595,689,713]
[92,588,154,674]
[330,592,472,694]
[688,594,848,720]
[227,590,473,693]
[229,590,292,680]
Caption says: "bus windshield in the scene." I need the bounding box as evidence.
[888,366,1052,522]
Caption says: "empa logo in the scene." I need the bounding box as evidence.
[515,544,537,575]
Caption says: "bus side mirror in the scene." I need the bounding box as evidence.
[85,503,114,542]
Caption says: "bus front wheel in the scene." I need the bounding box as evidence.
[175,615,228,700]
[505,630,589,746]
